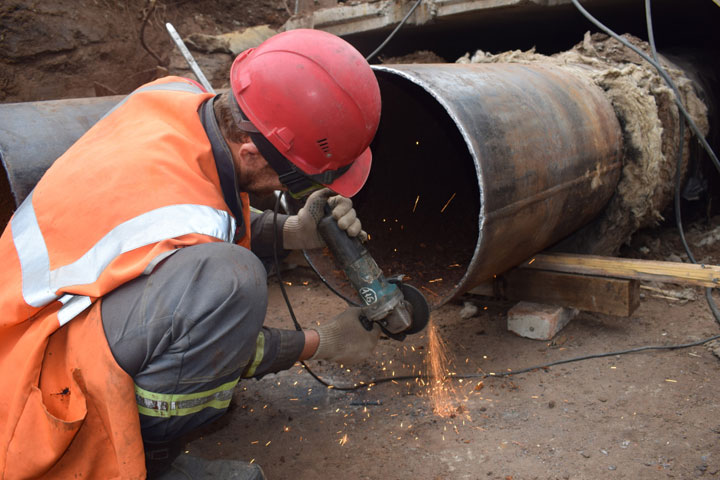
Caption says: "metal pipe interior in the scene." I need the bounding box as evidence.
[306,63,623,307]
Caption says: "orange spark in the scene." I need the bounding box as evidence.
[427,322,460,418]
[420,285,440,297]
[440,193,456,213]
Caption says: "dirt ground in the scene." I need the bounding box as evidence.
[2,1,720,479]
[184,220,720,480]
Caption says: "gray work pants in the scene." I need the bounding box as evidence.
[101,242,268,443]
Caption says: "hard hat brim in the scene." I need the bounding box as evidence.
[324,147,372,198]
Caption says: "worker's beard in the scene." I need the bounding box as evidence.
[236,165,284,197]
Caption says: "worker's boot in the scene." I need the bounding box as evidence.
[155,454,266,480]
[145,438,264,480]
[144,439,183,479]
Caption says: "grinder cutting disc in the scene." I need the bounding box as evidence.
[392,280,430,335]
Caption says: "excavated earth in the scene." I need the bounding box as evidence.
[2,1,720,479]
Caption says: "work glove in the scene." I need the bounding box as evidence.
[310,307,381,365]
[282,188,367,250]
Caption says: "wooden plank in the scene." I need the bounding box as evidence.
[505,269,640,317]
[468,269,640,317]
[521,253,720,288]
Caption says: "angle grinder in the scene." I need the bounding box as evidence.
[317,205,430,340]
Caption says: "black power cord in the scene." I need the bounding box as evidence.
[301,249,360,307]
[644,0,720,323]
[364,334,720,387]
[269,1,720,393]
[365,0,424,62]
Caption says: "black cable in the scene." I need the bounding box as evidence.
[273,192,302,332]
[301,250,360,307]
[365,0,423,62]
[643,0,720,328]
[455,334,720,380]
[644,0,692,261]
[644,0,659,60]
[350,332,720,388]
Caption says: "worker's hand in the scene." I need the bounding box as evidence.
[282,188,367,250]
[310,307,381,365]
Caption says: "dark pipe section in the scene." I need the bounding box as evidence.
[305,68,480,306]
[307,63,623,306]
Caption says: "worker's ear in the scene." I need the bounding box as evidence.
[238,141,260,162]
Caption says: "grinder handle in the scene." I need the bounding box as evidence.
[317,204,367,270]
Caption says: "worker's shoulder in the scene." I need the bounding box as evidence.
[136,75,211,95]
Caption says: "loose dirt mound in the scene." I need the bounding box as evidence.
[0,0,289,102]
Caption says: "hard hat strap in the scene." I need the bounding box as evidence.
[303,163,352,185]
[198,97,246,242]
[227,92,260,134]
[251,130,322,199]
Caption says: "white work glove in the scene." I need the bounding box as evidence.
[282,188,367,250]
[310,307,381,365]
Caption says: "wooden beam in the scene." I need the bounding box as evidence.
[468,269,640,317]
[520,253,720,288]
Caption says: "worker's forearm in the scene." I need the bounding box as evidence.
[240,327,319,379]
[299,329,319,360]
[249,210,289,256]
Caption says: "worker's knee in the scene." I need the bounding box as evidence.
[102,242,268,377]
[175,242,268,331]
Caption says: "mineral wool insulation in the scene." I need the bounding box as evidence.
[457,32,709,255]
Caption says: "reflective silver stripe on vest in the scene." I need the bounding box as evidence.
[12,193,236,311]
[12,192,55,306]
[100,81,206,121]
[57,294,92,326]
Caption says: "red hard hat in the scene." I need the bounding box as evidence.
[229,29,381,198]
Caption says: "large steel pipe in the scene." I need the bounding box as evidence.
[307,63,623,307]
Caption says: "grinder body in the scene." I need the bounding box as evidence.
[317,207,429,338]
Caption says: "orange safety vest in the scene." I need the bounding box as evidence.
[0,77,251,479]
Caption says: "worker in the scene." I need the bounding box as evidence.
[0,29,382,479]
